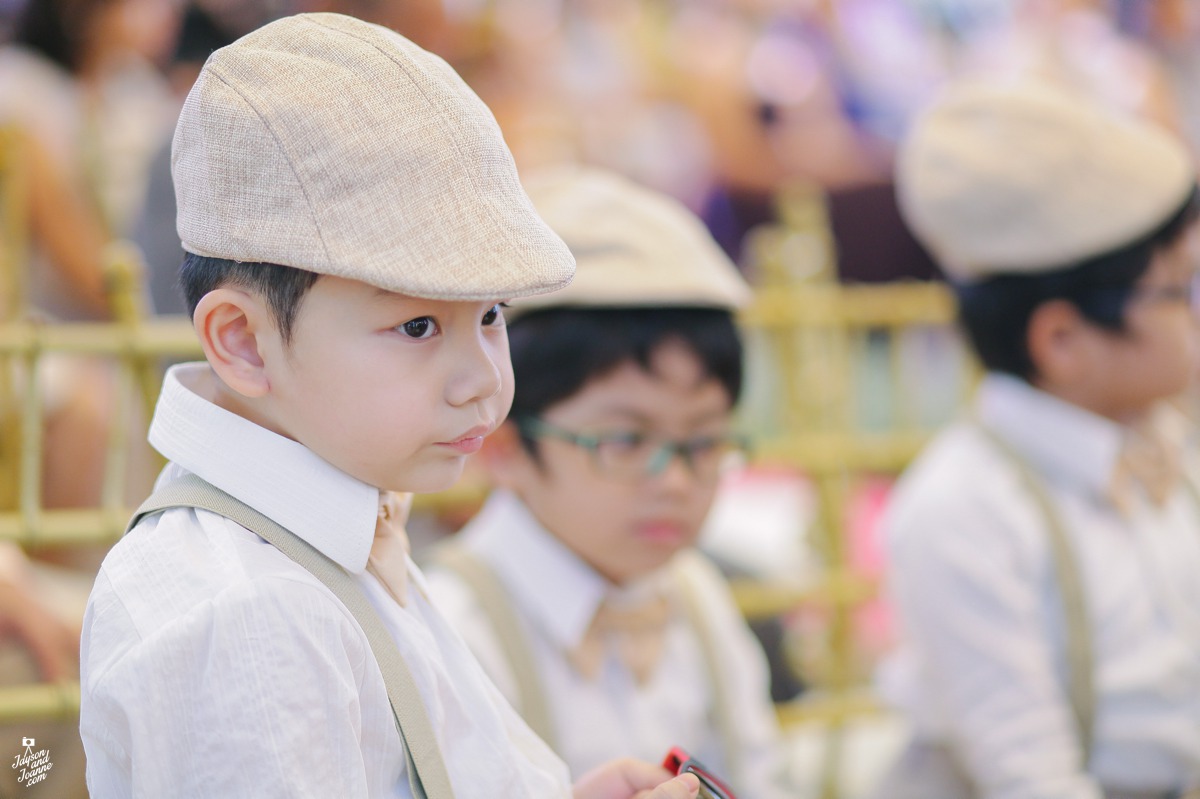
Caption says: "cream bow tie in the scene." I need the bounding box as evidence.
[567,595,672,686]
[1108,422,1181,515]
[366,491,412,607]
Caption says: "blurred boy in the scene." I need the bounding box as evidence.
[427,168,790,799]
[876,79,1200,798]
[79,15,699,799]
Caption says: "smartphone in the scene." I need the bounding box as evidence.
[662,746,739,799]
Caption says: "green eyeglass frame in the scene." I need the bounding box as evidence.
[516,417,749,479]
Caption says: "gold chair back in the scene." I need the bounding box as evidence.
[734,181,975,799]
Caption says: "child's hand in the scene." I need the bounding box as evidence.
[639,773,700,799]
[572,758,700,799]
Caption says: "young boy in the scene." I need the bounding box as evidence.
[78,15,699,799]
[426,167,791,799]
[876,79,1200,798]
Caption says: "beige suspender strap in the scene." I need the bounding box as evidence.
[431,545,558,749]
[671,554,742,788]
[974,425,1096,763]
[127,474,456,799]
[433,545,741,781]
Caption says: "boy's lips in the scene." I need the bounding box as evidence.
[436,425,491,454]
[634,520,688,546]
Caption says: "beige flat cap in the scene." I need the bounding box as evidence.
[172,13,574,300]
[896,79,1195,281]
[509,167,751,316]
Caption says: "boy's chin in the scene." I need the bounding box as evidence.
[596,550,681,586]
[374,464,467,495]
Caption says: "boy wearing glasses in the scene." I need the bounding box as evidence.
[427,168,790,799]
[875,79,1200,798]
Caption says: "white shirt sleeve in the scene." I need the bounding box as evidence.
[81,570,402,799]
[886,484,1103,799]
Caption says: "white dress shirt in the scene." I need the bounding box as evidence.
[878,373,1200,799]
[80,363,570,798]
[425,491,790,799]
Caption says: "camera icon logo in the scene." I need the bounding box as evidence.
[21,738,34,748]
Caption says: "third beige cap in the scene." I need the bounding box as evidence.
[172,13,574,301]
[896,78,1195,281]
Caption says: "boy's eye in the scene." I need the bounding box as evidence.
[481,303,506,326]
[597,432,650,453]
[398,316,438,339]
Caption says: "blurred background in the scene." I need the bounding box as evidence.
[2,0,1200,797]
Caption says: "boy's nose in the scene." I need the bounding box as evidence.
[646,448,695,492]
[447,338,504,406]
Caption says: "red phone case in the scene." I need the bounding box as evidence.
[662,746,739,799]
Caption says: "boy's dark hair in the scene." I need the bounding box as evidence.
[956,185,1200,380]
[180,252,320,343]
[507,306,743,453]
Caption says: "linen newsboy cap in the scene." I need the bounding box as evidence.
[896,78,1195,282]
[172,13,574,300]
[508,167,751,316]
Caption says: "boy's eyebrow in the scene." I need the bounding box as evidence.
[371,287,405,301]
[368,287,426,310]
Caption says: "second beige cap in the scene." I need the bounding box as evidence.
[510,167,751,316]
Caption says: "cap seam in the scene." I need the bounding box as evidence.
[204,64,334,268]
[304,15,537,277]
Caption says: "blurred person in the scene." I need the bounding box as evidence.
[8,128,110,317]
[822,0,947,148]
[446,0,888,266]
[1,0,181,319]
[1133,0,1200,161]
[875,78,1200,798]
[947,0,1184,138]
[0,541,88,797]
[663,0,893,264]
[458,0,716,212]
[0,14,174,796]
[0,108,130,799]
[0,0,174,518]
[426,168,792,799]
[1,0,182,503]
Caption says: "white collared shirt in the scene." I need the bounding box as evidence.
[80,363,570,798]
[424,490,790,799]
[878,373,1200,799]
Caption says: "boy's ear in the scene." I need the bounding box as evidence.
[192,288,275,399]
[1027,298,1093,386]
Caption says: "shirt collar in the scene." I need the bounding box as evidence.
[459,490,671,650]
[976,372,1124,497]
[148,362,379,574]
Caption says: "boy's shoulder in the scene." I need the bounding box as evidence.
[884,421,1037,552]
[894,420,1015,494]
[86,506,365,683]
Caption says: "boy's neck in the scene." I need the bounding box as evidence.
[208,371,294,442]
[1029,375,1153,428]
